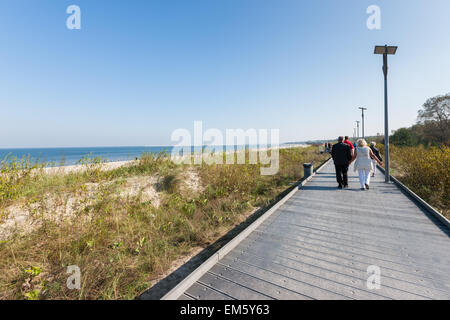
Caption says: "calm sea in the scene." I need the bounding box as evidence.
[0,146,174,167]
[0,145,283,167]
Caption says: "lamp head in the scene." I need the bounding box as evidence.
[374,45,397,55]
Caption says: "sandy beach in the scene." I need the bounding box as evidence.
[39,144,309,175]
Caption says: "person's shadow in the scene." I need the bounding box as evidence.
[299,185,339,191]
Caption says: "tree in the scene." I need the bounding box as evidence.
[390,127,418,147]
[417,93,450,145]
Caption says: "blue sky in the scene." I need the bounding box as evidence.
[1,0,449,147]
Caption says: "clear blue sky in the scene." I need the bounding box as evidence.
[1,0,449,148]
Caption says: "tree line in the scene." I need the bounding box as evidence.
[390,93,449,147]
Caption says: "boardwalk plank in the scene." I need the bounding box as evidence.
[198,272,273,300]
[232,240,450,299]
[185,282,234,300]
[217,258,350,300]
[258,221,450,263]
[207,264,312,300]
[220,254,386,300]
[243,232,450,293]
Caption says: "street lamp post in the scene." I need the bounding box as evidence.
[374,45,397,183]
[359,107,367,139]
[355,121,360,139]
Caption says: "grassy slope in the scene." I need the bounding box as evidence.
[0,147,329,300]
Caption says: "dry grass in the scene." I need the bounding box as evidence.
[0,147,329,300]
[379,144,449,219]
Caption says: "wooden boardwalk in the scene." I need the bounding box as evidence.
[175,160,450,300]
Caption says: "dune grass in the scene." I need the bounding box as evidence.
[0,146,329,300]
[386,144,449,219]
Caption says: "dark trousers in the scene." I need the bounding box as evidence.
[335,164,349,186]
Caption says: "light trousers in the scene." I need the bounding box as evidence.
[372,159,377,176]
[358,169,371,188]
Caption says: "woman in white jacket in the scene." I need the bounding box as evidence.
[350,139,382,190]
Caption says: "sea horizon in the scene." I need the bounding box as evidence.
[0,143,306,167]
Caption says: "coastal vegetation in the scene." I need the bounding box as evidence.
[390,93,449,147]
[0,146,329,300]
[379,144,449,218]
[377,93,449,218]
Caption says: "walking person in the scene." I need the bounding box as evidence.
[350,139,383,190]
[369,142,383,177]
[331,136,352,189]
[344,136,355,156]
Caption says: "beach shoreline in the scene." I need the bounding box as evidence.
[39,144,310,175]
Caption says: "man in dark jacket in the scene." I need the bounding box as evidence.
[331,136,352,189]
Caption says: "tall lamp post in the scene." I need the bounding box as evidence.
[359,107,367,139]
[374,45,397,183]
[355,121,360,139]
